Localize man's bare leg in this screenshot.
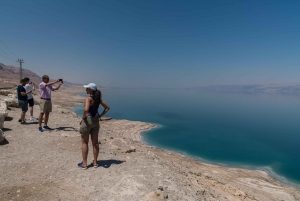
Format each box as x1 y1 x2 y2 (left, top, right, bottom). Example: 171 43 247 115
20 112 26 122
38 113 44 127
44 112 50 126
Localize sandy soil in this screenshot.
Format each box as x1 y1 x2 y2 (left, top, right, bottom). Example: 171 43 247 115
0 86 300 201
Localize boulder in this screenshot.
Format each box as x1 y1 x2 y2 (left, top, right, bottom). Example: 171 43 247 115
0 101 8 117
0 101 8 129
0 90 13 96
8 93 17 99
4 97 19 108
124 147 136 153
4 94 19 107
0 129 4 143
0 113 4 129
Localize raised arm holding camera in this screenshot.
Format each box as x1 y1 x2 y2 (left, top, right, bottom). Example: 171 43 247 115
38 75 63 132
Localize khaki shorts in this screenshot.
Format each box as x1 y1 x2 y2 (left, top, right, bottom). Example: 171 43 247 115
40 99 52 113
80 117 100 135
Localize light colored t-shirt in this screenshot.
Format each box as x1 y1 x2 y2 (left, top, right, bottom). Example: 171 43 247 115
24 83 35 100
39 82 53 99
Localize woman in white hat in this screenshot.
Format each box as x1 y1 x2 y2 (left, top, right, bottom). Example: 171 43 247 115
79 83 110 169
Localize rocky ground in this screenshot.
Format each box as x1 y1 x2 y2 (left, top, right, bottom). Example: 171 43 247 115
0 87 300 201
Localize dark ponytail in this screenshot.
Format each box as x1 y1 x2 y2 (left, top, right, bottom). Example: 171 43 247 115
93 90 102 105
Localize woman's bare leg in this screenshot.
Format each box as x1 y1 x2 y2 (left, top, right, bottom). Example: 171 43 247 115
91 134 99 166
81 135 89 167
29 106 33 117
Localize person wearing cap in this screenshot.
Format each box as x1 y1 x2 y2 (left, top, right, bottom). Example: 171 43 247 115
38 75 63 132
17 79 32 124
79 83 110 169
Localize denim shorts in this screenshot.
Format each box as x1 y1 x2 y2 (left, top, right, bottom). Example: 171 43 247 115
18 100 28 113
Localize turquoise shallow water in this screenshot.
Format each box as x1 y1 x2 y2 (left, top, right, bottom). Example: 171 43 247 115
74 88 300 188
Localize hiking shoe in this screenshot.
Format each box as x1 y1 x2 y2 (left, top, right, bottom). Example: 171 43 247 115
30 117 38 121
38 127 43 132
21 121 27 124
43 126 51 130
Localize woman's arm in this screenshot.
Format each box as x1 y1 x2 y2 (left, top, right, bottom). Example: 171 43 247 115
82 97 91 119
99 100 110 120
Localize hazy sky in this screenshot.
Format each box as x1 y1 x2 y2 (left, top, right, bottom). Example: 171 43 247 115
0 0 299 88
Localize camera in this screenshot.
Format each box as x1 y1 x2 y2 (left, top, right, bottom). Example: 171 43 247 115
58 79 63 83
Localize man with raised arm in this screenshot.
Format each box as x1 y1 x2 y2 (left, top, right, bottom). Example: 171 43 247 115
38 75 63 132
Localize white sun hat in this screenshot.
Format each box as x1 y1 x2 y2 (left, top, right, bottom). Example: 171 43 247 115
83 83 97 91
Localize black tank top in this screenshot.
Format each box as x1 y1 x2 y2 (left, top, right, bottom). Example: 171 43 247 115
87 95 99 117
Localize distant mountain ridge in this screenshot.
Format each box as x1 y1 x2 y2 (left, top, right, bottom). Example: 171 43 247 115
0 63 42 88
189 84 300 93
0 63 79 88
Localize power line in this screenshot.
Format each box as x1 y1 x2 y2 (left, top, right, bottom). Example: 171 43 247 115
0 47 15 61
0 38 18 59
0 50 15 62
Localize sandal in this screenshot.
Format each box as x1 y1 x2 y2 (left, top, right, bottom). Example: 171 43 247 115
92 161 99 168
78 162 88 170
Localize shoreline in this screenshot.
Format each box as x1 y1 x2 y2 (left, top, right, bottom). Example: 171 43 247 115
1 85 300 200
73 88 300 190
138 125 300 190
55 86 300 195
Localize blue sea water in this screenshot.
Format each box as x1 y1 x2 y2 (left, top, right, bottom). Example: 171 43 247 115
74 88 300 188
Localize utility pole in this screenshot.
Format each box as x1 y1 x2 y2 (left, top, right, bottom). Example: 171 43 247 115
17 59 24 81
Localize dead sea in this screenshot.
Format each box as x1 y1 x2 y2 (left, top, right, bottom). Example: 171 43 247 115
1 86 300 200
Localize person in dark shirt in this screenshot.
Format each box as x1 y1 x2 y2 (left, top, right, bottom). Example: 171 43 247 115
17 79 32 124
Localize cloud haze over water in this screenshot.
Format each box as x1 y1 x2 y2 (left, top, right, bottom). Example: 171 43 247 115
0 0 300 87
